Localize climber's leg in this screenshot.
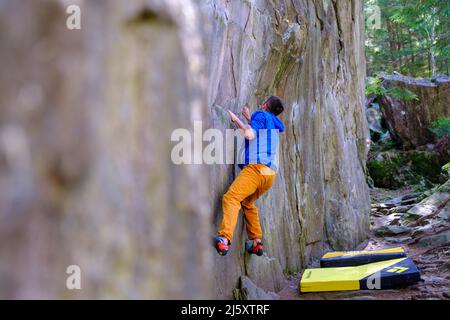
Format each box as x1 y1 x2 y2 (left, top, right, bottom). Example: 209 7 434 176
241 194 265 256
242 164 276 243
241 194 262 240
217 165 260 243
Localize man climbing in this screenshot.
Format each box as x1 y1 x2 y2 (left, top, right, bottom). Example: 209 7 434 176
214 96 285 256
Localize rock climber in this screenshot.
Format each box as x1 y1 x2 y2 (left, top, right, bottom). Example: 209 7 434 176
214 96 285 256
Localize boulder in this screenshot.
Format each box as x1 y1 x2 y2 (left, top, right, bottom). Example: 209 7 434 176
385 236 412 244
406 192 450 219
375 225 413 237
233 276 280 300
437 201 450 220
389 205 416 214
406 180 450 220
366 103 385 133
377 73 450 148
417 230 450 248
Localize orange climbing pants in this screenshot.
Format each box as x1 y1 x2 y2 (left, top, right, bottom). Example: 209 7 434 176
217 164 276 243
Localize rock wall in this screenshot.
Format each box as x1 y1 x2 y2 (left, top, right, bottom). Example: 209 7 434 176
0 0 370 299
206 0 370 298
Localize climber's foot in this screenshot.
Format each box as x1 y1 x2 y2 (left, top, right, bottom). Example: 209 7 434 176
214 236 230 256
245 239 264 256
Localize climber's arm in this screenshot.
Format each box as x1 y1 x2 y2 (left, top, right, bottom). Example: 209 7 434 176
228 110 256 140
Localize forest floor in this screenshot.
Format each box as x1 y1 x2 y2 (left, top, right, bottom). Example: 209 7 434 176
278 186 450 300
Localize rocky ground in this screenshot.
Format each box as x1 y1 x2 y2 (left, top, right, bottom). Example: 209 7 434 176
278 181 450 300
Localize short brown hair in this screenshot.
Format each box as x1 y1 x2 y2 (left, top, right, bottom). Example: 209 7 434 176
265 96 284 116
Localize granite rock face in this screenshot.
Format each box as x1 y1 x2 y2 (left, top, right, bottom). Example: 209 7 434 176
205 0 370 298
0 0 370 299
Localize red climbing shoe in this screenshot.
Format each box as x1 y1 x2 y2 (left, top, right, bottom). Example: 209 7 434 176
214 236 230 256
246 240 264 256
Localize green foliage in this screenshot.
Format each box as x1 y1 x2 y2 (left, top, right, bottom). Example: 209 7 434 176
386 87 418 100
365 0 450 78
365 76 418 100
436 179 450 193
365 76 385 96
382 139 397 148
369 139 393 153
411 184 429 193
442 162 450 174
430 117 450 138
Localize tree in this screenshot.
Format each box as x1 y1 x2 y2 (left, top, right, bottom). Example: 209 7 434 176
365 0 449 77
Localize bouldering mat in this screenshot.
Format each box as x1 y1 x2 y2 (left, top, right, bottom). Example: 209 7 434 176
320 247 407 268
300 257 420 293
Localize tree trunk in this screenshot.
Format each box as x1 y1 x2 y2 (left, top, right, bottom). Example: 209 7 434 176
429 8 437 77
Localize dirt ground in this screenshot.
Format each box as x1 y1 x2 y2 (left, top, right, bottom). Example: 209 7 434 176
278 187 450 300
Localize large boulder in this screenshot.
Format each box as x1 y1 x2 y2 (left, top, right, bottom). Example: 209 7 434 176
378 73 450 148
406 179 450 220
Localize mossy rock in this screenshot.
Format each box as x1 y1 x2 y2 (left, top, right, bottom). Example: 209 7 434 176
368 150 446 189
436 179 450 193
442 162 450 174
367 159 403 189
409 152 443 178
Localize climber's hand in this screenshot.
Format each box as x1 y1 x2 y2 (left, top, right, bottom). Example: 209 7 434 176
242 105 251 122
228 110 255 140
228 110 239 124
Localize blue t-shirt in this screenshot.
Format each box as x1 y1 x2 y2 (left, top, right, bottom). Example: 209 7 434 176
238 110 285 172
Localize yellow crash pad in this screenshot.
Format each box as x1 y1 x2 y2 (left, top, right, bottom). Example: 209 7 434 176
300 257 420 293
320 247 406 267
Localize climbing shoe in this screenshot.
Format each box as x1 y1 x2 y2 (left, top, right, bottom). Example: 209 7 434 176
214 236 230 256
245 240 264 256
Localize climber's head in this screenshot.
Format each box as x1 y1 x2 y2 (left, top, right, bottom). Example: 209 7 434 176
261 96 284 116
